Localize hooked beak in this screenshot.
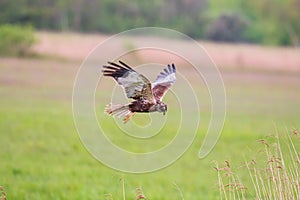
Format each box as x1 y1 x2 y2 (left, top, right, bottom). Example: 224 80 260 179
163 111 166 115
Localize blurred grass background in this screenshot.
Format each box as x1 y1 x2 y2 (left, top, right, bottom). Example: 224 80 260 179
0 0 300 199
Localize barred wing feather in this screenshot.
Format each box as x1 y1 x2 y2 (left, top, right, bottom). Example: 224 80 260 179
152 64 176 101
102 61 155 103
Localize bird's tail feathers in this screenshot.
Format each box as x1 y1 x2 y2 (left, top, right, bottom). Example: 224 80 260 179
104 103 135 123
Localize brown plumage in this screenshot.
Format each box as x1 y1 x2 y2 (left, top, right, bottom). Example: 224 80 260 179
102 60 176 123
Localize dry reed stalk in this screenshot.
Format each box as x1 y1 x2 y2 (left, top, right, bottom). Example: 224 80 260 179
215 129 299 200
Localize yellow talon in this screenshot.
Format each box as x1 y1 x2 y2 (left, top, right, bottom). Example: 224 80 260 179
124 112 135 123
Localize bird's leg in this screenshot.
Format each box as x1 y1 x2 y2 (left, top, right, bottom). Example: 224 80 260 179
124 112 135 123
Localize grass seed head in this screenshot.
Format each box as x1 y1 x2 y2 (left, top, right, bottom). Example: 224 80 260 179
136 187 146 200
0 186 6 200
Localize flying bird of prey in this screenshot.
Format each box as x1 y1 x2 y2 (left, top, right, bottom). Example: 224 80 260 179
102 60 176 123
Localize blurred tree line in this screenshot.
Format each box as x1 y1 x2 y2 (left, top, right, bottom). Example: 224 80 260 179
1 0 299 46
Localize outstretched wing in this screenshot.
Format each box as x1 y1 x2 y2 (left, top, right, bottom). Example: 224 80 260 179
152 64 176 101
102 60 155 103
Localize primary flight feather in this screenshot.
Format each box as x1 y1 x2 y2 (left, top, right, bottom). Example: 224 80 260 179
102 60 176 123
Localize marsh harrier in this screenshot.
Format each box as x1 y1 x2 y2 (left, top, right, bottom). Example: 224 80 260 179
102 61 176 123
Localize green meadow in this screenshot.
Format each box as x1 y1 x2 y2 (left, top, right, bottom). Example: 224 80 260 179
1 35 300 199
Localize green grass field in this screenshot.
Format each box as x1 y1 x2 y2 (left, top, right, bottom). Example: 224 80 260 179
0 36 300 199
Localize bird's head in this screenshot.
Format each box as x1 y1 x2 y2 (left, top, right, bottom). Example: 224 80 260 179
156 102 167 115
